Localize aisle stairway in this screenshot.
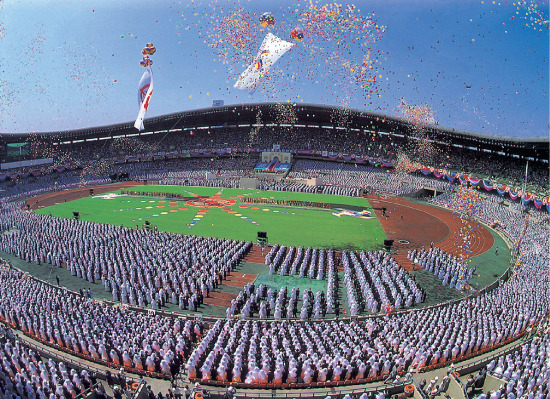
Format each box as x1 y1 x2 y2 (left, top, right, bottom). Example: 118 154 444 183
241 244 268 264
392 249 418 272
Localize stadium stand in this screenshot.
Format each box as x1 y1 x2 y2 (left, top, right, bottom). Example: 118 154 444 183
0 104 548 398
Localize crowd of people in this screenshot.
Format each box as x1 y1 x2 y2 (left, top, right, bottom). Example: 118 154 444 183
257 180 319 193
407 247 475 292
0 326 106 399
266 246 335 280
0 262 203 379
2 146 547 213
186 257 548 387
0 148 548 395
0 206 251 311
288 159 453 195
225 284 332 320
184 192 549 387
0 172 110 204
8 121 547 190
481 318 550 399
342 251 425 315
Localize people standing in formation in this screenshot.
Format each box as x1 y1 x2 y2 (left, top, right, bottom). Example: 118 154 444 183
480 317 550 399
0 155 547 395
407 247 475 291
225 283 330 320
287 160 452 196
342 250 424 315
185 193 549 387
0 206 251 311
257 180 319 193
243 197 331 209
186 262 548 387
0 327 102 399
120 190 190 199
0 261 202 378
266 246 333 280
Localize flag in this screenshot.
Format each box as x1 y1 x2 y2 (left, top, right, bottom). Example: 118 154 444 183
234 33 294 94
134 66 154 131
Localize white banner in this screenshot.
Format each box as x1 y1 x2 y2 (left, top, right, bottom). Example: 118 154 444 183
234 33 294 94
134 67 154 131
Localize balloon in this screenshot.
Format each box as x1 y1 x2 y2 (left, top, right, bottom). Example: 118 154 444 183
139 56 153 67
259 12 275 27
142 42 156 55
290 27 304 41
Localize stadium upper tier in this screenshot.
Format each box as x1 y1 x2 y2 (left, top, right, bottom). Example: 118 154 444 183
1 103 548 162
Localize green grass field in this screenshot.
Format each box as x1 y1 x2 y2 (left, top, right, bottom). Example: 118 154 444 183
35 185 386 250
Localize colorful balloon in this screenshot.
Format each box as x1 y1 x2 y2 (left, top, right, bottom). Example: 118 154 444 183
139 56 153 67
290 27 304 41
259 12 275 27
142 42 156 55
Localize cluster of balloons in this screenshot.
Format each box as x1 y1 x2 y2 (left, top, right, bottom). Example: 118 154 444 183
394 100 438 165
259 12 275 27
451 184 483 266
484 0 549 31
194 1 386 101
259 11 304 42
395 153 421 176
271 102 298 134
452 184 483 220
396 99 437 127
290 27 304 41
140 42 156 67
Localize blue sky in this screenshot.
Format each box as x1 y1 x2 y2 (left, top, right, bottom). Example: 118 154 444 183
0 0 548 138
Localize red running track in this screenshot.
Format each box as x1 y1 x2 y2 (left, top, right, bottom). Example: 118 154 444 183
366 195 494 271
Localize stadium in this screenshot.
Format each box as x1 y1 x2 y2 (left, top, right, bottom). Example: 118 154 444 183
1 1 549 399
0 101 549 399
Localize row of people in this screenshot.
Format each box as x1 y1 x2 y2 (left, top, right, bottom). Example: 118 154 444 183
266 246 333 280
0 262 202 378
483 319 550 398
407 247 475 291
0 206 251 311
0 327 103 399
288 160 454 195
343 251 424 315
226 284 332 320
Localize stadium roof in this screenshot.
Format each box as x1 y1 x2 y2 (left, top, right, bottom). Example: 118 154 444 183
1 103 548 161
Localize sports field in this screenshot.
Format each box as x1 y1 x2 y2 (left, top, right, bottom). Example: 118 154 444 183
34 185 386 250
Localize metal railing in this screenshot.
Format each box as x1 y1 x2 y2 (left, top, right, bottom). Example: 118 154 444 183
411 377 429 399
451 373 468 399
199 381 404 398
75 382 103 399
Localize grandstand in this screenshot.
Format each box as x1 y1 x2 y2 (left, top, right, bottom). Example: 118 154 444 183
0 104 548 399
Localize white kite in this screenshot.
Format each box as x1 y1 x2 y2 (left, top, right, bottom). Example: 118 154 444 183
134 66 154 131
234 33 294 94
